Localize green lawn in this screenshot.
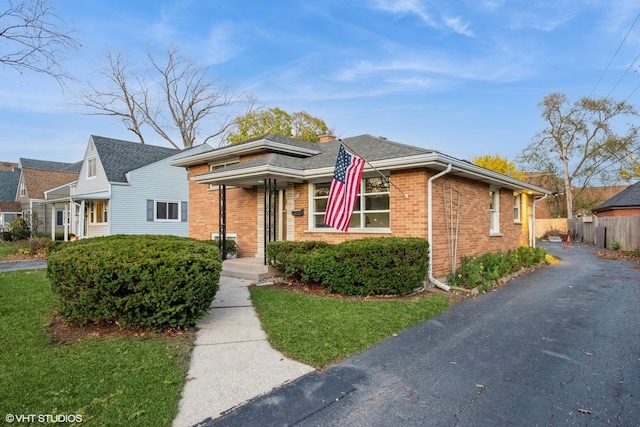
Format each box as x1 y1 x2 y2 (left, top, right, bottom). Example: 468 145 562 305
1 267 452 424
0 270 194 426
0 241 18 261
250 285 450 368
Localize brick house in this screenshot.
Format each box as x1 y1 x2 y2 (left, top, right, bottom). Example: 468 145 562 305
592 181 640 217
172 134 550 280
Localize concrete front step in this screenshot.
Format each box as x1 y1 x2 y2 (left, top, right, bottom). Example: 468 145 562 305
221 257 279 281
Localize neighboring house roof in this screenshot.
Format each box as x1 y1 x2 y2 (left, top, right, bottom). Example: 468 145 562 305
0 161 18 171
592 181 640 213
16 158 81 201
90 135 179 183
0 201 22 213
172 134 551 195
0 169 20 201
22 168 80 200
19 158 82 173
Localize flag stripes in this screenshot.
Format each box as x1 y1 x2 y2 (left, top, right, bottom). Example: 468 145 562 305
324 144 365 232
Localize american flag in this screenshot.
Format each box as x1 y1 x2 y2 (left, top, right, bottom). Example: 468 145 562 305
324 144 365 232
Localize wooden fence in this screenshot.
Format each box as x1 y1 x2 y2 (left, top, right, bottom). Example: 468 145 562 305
568 215 640 250
534 218 568 238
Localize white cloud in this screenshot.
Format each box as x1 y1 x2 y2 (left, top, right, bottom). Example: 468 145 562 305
371 0 438 27
443 16 474 36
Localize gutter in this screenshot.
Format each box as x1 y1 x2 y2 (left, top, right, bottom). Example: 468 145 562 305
532 194 549 248
428 164 453 292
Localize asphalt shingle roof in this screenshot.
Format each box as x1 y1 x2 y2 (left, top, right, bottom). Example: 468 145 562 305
91 135 179 183
593 181 640 211
210 134 434 173
301 135 433 169
0 169 20 201
19 158 82 173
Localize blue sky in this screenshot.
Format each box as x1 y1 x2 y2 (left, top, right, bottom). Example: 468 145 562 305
2 0 640 165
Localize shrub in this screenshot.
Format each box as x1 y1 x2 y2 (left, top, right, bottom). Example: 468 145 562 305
18 237 52 256
267 238 429 296
267 240 330 270
47 235 222 331
8 217 30 241
447 246 547 292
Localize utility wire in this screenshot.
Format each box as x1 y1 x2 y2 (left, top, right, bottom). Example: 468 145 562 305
606 52 640 99
587 11 640 99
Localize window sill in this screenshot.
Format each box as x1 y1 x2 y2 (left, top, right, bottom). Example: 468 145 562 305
489 232 503 237
305 228 391 234
513 221 522 225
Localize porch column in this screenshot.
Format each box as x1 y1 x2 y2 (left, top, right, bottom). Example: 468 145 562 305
79 200 85 239
218 185 227 258
50 204 56 241
263 179 277 264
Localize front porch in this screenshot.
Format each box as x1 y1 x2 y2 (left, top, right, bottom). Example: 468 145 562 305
221 257 280 281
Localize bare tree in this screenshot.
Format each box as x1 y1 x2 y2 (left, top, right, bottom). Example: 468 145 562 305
519 92 639 218
79 46 253 149
0 0 80 83
79 53 146 143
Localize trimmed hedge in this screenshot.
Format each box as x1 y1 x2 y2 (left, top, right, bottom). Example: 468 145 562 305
267 237 429 296
446 246 547 292
47 235 222 331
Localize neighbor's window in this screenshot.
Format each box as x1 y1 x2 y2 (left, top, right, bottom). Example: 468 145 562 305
89 201 108 224
56 210 64 226
513 192 522 223
87 157 97 178
312 176 390 230
490 186 500 234
19 182 26 197
156 201 180 221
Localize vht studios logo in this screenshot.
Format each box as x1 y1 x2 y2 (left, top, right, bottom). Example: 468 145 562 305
6 413 83 423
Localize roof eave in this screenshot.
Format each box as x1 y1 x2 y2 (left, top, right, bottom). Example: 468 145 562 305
192 165 305 186
171 139 321 168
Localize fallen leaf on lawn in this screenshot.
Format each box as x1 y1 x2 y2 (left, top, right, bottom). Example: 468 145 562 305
392 333 398 337
577 408 592 414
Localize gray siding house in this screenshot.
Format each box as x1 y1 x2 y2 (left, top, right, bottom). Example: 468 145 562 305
46 135 210 239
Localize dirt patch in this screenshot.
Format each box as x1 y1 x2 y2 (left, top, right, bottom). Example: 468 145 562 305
595 250 640 263
259 278 465 305
4 252 46 262
47 316 187 345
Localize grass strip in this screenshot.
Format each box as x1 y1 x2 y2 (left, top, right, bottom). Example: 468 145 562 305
0 241 18 261
250 285 449 368
0 270 193 426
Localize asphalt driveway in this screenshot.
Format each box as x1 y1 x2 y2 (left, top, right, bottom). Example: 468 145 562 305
206 242 640 427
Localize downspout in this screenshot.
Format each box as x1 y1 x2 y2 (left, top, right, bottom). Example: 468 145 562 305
428 164 453 292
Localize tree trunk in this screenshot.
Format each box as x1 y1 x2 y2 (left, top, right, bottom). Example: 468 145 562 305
561 148 573 218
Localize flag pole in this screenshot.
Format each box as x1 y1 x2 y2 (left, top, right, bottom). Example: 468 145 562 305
339 138 409 199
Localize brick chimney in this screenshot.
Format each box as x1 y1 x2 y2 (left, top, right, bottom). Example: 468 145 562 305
318 133 337 143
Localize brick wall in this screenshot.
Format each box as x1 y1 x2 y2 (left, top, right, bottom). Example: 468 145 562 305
188 164 259 257
290 169 533 278
188 165 534 278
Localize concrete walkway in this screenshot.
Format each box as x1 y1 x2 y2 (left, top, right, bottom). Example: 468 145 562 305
173 275 315 427
0 260 47 272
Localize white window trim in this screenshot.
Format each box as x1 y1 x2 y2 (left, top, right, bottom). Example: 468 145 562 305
19 181 26 197
208 160 239 190
490 185 501 236
87 157 97 179
155 200 181 222
308 177 391 233
211 232 237 242
513 192 522 224
88 201 108 224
